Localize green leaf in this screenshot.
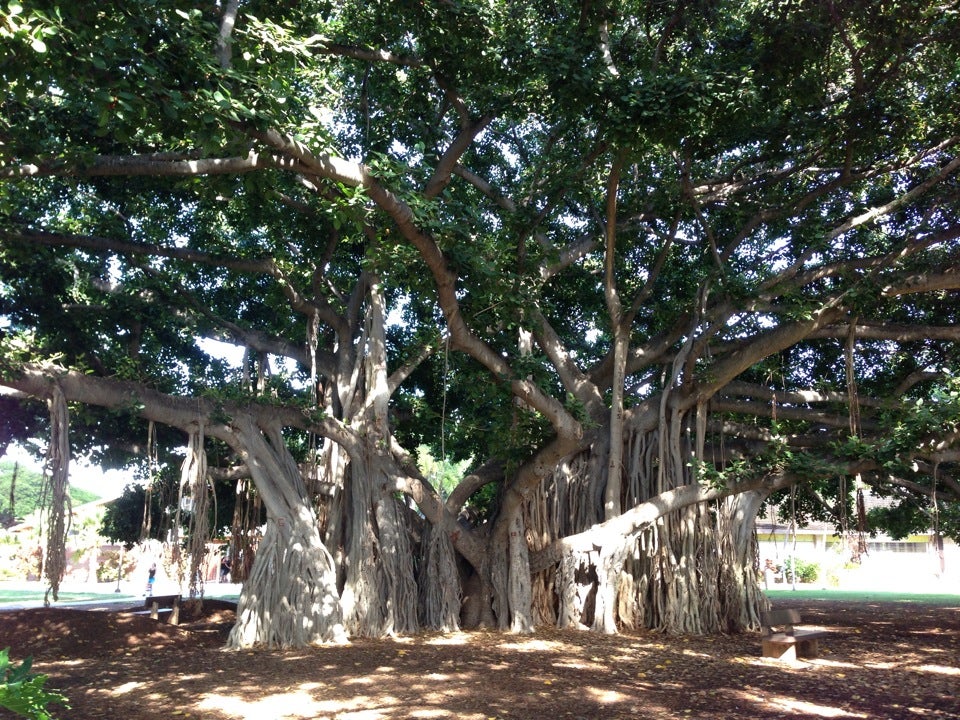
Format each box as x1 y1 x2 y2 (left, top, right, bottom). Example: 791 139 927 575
0 648 69 720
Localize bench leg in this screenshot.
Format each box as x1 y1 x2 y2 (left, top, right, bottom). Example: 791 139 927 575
796 638 819 659
150 601 159 621
762 638 797 661
170 599 180 626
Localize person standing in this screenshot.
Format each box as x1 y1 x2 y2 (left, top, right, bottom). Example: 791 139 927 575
146 562 156 596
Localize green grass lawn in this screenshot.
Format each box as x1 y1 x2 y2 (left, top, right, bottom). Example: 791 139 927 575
0 589 136 604
0 585 240 605
765 588 960 605
2 584 953 607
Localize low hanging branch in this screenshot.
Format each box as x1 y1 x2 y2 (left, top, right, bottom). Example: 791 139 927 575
43 384 72 605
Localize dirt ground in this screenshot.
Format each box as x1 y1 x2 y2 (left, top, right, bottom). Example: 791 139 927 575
1 597 958 720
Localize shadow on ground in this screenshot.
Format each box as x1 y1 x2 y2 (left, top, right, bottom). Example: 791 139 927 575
1 598 958 719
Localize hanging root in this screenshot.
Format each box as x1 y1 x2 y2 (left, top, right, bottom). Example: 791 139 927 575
141 421 157 541
230 478 261 583
856 485 867 557
417 519 461 631
183 427 210 598
43 384 71 605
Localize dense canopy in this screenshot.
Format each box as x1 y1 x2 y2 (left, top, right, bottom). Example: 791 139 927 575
1 0 959 646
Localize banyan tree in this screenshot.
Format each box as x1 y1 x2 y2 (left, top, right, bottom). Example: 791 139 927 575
2 0 960 647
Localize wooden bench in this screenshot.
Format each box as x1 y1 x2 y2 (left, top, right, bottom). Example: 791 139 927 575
761 609 829 661
144 594 182 625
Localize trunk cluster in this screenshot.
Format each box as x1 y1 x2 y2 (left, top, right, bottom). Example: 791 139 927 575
526 415 767 636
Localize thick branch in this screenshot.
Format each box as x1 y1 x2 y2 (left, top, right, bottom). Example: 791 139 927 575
0 151 287 179
692 308 844 406
216 0 240 69
808 321 960 343
308 41 424 67
252 128 582 438
385 343 434 397
531 308 604 413
883 267 960 297
529 472 794 572
445 458 505 513
2 364 358 452
720 380 885 409
1 228 271 273
3 226 349 341
423 116 495 198
709 398 875 430
828 152 960 241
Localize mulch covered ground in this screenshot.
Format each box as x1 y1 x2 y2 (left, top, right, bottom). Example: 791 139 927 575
1 596 958 719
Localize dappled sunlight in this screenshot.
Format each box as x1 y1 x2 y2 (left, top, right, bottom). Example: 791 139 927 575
740 654 861 671
3 599 956 719
422 673 453 682
110 681 144 695
733 688 868 718
794 658 860 670
408 710 487 719
424 632 470 645
278 652 314 662
343 674 374 685
584 685 630 704
917 664 960 676
198 690 398 719
864 660 897 669
497 637 567 652
552 658 607 671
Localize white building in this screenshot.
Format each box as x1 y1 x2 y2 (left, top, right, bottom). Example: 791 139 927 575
756 515 959 593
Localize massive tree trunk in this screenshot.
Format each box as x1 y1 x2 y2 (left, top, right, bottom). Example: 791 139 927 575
541 409 770 635
317 279 425 637
715 490 769 632
338 448 419 637
226 415 346 648
416 508 461 632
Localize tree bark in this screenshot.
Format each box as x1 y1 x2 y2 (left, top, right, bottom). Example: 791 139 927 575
226 414 346 648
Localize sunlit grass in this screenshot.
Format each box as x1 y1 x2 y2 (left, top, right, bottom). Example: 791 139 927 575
765 588 960 604
0 589 137 603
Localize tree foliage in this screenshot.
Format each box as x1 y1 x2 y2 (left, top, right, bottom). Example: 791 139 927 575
1 0 959 644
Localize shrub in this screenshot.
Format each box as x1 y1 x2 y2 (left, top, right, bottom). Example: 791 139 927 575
0 648 69 720
784 558 820 583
